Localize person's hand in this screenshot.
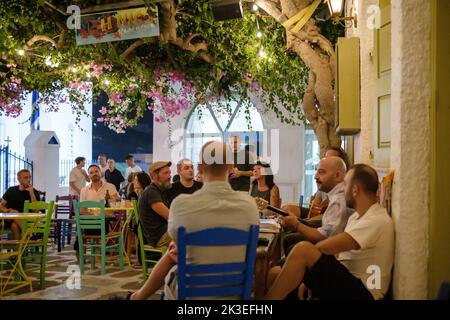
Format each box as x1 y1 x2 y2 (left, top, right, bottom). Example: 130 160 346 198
298 284 312 300
280 210 299 232
25 185 34 193
7 208 18 213
167 241 178 263
230 167 241 179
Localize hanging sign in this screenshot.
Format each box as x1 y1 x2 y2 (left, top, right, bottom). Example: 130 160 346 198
76 6 159 45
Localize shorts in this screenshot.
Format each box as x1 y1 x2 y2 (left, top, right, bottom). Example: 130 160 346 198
302 254 374 300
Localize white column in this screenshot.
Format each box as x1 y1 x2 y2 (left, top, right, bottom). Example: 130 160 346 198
24 131 60 201
390 0 431 299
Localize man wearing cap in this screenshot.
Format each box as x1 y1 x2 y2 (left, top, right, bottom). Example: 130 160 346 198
138 161 172 248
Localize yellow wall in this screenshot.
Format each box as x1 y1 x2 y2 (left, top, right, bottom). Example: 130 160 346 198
429 0 450 299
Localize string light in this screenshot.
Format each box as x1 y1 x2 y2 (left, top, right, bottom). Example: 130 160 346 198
70 66 77 73
86 73 92 79
45 56 52 66
17 49 25 56
259 49 266 58
257 31 262 38
252 4 258 12
103 79 110 85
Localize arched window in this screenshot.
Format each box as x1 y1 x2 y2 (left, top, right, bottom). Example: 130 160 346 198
184 101 264 164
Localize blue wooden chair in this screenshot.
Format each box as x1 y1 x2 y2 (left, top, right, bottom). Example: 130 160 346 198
177 225 259 300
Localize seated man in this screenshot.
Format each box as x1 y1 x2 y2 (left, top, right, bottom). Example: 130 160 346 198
166 158 203 206
0 169 41 240
129 141 259 300
265 164 394 300
74 164 120 254
267 156 353 288
138 161 172 248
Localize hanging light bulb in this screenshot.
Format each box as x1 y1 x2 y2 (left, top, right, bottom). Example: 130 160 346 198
252 4 258 12
256 31 262 38
70 66 77 73
259 49 266 58
17 49 25 56
45 56 52 66
103 79 110 85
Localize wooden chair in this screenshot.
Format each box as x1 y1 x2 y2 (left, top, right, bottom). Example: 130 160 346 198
132 199 167 279
52 195 76 252
19 200 54 288
73 200 124 275
177 225 259 300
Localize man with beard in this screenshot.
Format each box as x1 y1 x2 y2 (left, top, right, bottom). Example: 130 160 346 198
265 164 394 300
138 161 172 248
266 156 353 292
167 158 203 205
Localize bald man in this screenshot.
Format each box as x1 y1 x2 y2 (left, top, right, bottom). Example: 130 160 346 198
268 157 354 291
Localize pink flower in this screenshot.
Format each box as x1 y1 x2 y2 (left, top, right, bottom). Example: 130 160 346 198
97 117 104 122
99 106 108 115
10 76 21 84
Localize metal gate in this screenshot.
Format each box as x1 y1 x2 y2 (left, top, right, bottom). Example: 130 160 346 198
0 142 33 197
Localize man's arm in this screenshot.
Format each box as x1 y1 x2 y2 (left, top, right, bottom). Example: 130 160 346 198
81 169 90 182
151 202 170 220
281 212 326 244
0 199 14 212
315 232 360 256
69 182 80 195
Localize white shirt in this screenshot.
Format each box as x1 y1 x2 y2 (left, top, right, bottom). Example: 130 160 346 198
168 181 259 265
69 167 88 196
317 182 354 238
338 203 395 300
125 164 142 181
80 181 119 202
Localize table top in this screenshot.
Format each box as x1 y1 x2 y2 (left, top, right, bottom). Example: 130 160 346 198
0 212 46 220
104 206 133 211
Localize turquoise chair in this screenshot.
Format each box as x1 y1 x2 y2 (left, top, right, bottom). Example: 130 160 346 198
132 199 167 279
73 200 124 275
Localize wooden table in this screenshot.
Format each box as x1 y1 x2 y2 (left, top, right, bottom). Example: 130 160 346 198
0 212 46 296
254 231 281 299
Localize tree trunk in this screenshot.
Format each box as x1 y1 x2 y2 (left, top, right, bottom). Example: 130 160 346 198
256 0 341 156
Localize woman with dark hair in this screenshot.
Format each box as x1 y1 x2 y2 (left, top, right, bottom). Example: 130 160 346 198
250 161 281 208
128 171 151 200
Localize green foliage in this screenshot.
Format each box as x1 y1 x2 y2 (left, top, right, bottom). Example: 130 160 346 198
0 0 342 131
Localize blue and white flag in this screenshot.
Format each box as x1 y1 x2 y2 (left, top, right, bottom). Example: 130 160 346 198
30 90 40 131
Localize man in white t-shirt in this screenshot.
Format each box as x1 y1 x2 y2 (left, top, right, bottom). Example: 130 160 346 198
129 141 259 300
265 163 394 300
98 154 108 178
69 156 90 197
125 154 142 181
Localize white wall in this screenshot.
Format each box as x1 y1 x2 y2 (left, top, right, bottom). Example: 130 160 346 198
390 0 431 299
153 97 304 203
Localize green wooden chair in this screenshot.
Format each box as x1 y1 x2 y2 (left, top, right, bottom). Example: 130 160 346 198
21 200 55 288
132 200 167 280
73 200 124 275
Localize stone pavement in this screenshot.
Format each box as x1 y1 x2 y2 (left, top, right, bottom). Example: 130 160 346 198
1 245 161 300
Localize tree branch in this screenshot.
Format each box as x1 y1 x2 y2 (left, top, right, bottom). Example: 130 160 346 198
26 35 56 48
120 40 146 60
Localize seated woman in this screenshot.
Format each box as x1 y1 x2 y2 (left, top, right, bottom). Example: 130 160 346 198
128 172 151 200
250 161 281 209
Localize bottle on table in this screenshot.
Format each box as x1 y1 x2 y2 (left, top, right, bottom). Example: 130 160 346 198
105 189 111 208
